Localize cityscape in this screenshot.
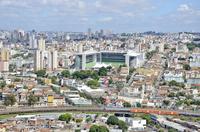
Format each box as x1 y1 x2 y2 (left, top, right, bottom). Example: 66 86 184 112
0 0 200 132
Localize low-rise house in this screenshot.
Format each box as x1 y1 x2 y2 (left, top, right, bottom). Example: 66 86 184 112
164 71 184 83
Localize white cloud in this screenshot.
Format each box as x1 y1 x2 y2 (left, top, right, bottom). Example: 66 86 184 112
177 4 191 12
81 17 89 22
98 17 113 22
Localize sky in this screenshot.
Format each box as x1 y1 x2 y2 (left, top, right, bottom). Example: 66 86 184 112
0 0 200 33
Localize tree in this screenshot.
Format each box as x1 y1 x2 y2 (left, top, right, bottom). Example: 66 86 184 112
168 128 177 132
14 78 21 82
118 120 128 132
107 115 119 125
107 66 112 71
123 102 131 107
116 81 124 91
35 69 46 77
183 64 191 71
72 70 100 80
186 43 197 51
168 80 178 87
89 125 109 132
145 50 156 60
61 70 70 78
0 81 6 89
91 72 99 80
28 94 38 106
136 102 142 108
23 85 28 89
129 68 136 74
164 44 169 50
4 94 16 106
86 116 92 123
109 78 113 84
98 67 108 76
75 118 83 123
58 113 72 123
87 79 100 88
9 64 16 72
163 100 170 106
168 92 175 97
49 76 57 84
142 114 152 125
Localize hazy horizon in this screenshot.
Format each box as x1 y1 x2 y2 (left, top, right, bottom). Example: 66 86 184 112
0 0 200 32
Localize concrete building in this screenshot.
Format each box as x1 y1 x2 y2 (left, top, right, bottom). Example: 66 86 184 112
0 61 9 72
34 50 58 71
48 50 58 71
38 38 45 51
34 50 44 71
75 50 145 70
0 48 9 61
164 71 184 83
29 31 37 49
0 48 9 72
189 53 200 68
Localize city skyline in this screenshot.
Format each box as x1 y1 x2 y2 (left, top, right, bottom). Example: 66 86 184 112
0 0 200 32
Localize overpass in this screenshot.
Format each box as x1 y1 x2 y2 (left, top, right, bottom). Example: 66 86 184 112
0 106 200 117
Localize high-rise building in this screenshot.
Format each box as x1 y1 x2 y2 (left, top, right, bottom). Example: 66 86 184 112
34 49 58 71
159 43 164 53
0 48 9 72
78 43 83 53
29 31 37 49
48 50 58 71
0 48 9 61
0 41 3 48
34 50 44 71
38 38 46 51
87 28 92 38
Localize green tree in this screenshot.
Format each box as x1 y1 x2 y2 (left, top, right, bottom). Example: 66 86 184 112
186 43 197 51
87 79 100 88
91 72 99 80
107 115 119 125
98 67 108 76
171 48 176 52
136 102 142 108
123 102 131 107
168 80 178 87
107 66 112 71
0 81 6 89
23 85 28 89
86 116 92 123
14 78 21 82
89 125 109 132
35 69 46 77
183 64 191 71
49 76 57 84
109 78 113 84
118 120 128 132
163 100 170 106
28 94 38 106
61 70 70 78
168 128 177 132
75 118 83 123
4 94 16 106
142 114 152 125
168 92 175 97
116 81 124 91
129 67 136 74
9 64 16 72
145 50 156 60
58 113 72 123
37 78 45 85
